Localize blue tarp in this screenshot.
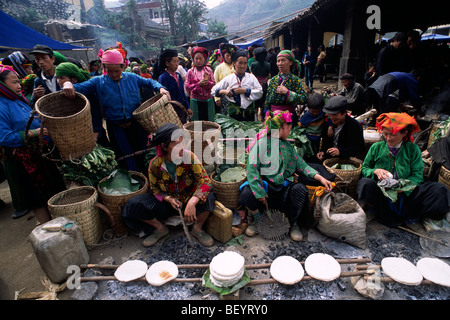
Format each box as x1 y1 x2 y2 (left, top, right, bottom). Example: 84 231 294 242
0 10 88 52
421 34 450 41
234 38 263 49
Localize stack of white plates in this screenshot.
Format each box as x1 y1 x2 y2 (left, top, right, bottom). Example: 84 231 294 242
209 251 245 288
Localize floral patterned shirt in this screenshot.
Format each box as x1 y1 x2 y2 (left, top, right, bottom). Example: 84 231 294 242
148 150 212 204
264 73 307 110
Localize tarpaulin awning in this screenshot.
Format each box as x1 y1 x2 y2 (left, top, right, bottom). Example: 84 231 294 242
233 38 263 49
421 34 450 41
0 10 89 52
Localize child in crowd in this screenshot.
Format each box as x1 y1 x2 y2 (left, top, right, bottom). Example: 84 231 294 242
184 47 216 122
158 49 193 124
299 92 333 158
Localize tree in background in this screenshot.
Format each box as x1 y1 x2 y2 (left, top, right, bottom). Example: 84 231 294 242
206 17 228 39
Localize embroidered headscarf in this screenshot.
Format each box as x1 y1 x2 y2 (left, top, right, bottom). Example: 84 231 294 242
55 62 91 83
376 112 421 142
20 74 37 86
192 47 209 66
208 49 222 65
277 49 302 73
247 110 293 152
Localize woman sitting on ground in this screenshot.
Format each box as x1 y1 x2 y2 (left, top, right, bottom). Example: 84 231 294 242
357 112 450 227
121 123 216 247
239 110 333 241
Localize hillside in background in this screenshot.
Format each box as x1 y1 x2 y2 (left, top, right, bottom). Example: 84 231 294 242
206 0 314 34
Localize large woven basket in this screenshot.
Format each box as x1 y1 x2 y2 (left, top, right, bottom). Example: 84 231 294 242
132 94 186 133
97 171 149 236
210 170 246 210
35 91 95 160
324 158 362 199
47 186 103 247
438 165 450 190
183 121 221 165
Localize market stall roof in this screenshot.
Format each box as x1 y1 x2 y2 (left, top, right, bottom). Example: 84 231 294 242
233 38 263 49
0 10 89 52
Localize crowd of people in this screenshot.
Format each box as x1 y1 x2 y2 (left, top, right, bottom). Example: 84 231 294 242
0 34 449 249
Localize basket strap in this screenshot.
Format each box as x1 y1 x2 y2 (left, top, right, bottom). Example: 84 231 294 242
167 100 188 115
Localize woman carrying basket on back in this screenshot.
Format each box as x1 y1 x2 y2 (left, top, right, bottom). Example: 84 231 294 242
0 66 65 223
62 49 171 173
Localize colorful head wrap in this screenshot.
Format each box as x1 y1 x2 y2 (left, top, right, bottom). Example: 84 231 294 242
247 110 293 152
376 112 421 142
277 49 302 72
20 74 37 86
192 47 209 66
55 62 91 83
208 49 222 65
3 51 31 78
101 49 124 65
0 66 28 103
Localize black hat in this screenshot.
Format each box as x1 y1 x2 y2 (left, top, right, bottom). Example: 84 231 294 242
323 96 348 114
30 44 54 56
151 123 179 147
340 73 354 80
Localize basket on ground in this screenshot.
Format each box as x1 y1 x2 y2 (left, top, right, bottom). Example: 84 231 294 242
210 170 246 210
34 91 95 160
183 121 221 165
438 165 450 190
324 158 362 199
132 93 186 133
47 186 103 247
97 171 149 236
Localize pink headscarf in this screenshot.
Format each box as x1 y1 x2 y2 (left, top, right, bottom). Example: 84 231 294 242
101 49 124 65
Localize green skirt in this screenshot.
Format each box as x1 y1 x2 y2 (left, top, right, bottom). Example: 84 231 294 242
190 98 215 122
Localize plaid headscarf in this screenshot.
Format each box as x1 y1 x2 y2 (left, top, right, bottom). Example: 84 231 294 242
376 112 421 142
247 110 293 152
277 49 302 72
4 51 31 78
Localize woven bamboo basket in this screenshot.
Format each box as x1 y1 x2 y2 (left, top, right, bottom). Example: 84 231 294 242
97 171 149 236
210 170 246 210
132 94 186 133
183 121 221 165
438 165 450 190
324 158 362 199
47 186 103 247
34 91 95 160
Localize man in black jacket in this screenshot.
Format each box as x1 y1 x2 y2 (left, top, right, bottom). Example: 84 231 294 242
317 96 366 161
30 44 60 105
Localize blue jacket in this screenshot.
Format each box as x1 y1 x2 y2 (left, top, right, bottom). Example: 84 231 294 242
73 72 165 122
158 71 190 109
0 96 41 148
302 50 316 67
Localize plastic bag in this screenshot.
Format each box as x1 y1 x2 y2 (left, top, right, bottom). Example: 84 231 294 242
98 168 140 195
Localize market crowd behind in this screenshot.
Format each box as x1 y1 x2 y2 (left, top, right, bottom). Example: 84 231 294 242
0 31 449 248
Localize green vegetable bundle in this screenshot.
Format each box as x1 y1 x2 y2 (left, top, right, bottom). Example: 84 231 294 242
61 145 118 187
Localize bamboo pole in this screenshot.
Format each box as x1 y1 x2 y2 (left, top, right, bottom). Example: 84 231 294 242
80 257 372 271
